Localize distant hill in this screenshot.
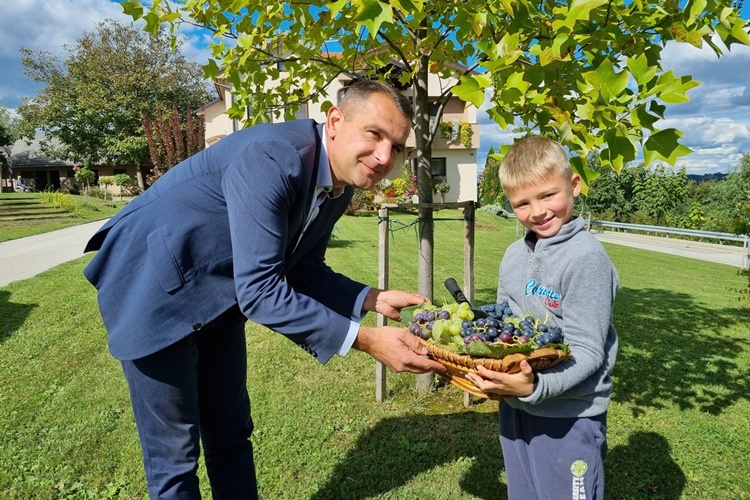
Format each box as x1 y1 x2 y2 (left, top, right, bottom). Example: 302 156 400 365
688 172 727 183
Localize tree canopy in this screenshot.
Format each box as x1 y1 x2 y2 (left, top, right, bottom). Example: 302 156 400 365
17 19 210 189
124 0 749 188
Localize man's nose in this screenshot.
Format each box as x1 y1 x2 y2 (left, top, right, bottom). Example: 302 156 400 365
373 141 395 166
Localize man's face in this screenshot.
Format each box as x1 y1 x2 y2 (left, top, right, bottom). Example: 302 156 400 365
325 92 411 190
506 170 582 239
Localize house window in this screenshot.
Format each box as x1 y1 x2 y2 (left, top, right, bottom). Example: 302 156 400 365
114 169 126 175
431 157 447 177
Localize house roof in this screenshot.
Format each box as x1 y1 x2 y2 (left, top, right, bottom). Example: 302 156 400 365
9 134 73 168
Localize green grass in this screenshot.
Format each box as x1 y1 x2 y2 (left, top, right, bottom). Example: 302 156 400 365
0 192 126 242
1 211 748 499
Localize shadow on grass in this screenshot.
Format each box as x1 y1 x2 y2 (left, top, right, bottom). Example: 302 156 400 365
613 287 750 416
606 431 686 499
310 414 686 499
327 239 355 249
0 290 37 344
310 411 507 500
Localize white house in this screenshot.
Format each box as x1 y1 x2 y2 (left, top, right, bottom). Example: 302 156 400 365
198 70 479 203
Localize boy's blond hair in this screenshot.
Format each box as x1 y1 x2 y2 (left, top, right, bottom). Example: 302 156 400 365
499 136 572 191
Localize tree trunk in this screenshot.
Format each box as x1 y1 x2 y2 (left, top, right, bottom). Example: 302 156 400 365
414 48 435 394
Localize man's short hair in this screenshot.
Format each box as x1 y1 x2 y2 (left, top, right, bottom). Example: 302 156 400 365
499 136 572 191
339 80 414 123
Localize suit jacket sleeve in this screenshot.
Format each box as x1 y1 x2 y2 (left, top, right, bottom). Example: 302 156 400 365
222 138 365 363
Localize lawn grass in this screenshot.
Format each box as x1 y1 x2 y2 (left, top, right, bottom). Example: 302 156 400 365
0 192 126 242
1 211 748 499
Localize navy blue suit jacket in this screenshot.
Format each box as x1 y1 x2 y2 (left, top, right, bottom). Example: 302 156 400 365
84 120 366 363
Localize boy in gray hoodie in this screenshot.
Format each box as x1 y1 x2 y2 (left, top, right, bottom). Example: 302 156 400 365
466 136 618 500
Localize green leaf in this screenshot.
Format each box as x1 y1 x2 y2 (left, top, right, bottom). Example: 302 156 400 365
392 0 424 12
569 156 600 194
583 59 629 103
328 0 349 18
643 129 693 166
451 75 488 109
120 0 144 20
553 0 608 30
353 0 393 38
657 71 700 104
600 132 637 173
142 11 161 36
687 0 707 26
627 54 657 89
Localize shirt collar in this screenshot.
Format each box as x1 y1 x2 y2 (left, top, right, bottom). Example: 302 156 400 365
319 126 345 199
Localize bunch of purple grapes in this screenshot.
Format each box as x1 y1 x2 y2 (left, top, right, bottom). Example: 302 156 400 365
476 302 564 347
408 307 450 339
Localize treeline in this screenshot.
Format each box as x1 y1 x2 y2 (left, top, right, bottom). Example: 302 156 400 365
480 151 750 237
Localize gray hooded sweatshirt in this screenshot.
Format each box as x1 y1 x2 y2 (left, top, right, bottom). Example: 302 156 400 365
498 216 619 418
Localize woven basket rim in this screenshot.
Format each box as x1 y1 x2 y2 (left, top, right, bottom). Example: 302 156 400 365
419 338 573 399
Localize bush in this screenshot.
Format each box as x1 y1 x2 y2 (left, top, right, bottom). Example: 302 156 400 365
346 189 376 215
39 191 82 215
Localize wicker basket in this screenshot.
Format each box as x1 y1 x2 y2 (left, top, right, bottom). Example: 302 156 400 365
420 338 572 400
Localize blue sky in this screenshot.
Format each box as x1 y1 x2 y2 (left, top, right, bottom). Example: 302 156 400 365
2 0 749 175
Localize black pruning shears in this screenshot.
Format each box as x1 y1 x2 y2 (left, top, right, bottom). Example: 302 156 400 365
443 278 488 319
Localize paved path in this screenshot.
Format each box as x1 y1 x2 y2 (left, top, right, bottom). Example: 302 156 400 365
0 219 108 287
592 229 748 268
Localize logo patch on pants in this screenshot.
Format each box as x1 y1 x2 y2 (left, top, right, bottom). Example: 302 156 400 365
570 460 588 499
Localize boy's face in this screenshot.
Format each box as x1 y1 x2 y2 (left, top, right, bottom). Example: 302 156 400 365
505 170 582 239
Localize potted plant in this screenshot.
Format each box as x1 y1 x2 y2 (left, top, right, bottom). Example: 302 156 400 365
433 176 451 202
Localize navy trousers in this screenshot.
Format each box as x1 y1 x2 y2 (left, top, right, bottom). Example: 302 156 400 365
121 306 258 499
499 401 607 500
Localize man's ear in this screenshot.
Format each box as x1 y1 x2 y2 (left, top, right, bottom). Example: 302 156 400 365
571 173 582 197
326 105 344 139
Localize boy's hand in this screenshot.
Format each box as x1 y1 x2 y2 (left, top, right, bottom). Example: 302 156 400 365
465 361 535 397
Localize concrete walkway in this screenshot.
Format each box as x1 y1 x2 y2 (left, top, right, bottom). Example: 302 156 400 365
0 219 108 287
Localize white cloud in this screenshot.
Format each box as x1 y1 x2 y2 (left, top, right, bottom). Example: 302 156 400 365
0 0 211 110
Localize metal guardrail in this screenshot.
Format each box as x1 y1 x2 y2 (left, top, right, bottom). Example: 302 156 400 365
585 218 747 243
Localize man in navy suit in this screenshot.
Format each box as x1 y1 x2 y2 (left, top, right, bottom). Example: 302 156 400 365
83 80 444 498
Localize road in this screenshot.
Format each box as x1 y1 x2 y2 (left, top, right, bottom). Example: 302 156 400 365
592 229 748 268
0 219 108 287
0 219 747 288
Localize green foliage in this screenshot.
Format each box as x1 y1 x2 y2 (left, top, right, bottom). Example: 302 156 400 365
17 19 210 179
0 105 19 147
479 146 504 207
459 121 472 149
38 191 82 215
433 176 451 194
345 188 376 215
73 167 95 186
123 0 750 190
113 174 132 187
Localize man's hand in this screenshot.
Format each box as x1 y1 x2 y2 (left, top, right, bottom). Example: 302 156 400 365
465 362 535 397
353 325 446 374
363 288 428 322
